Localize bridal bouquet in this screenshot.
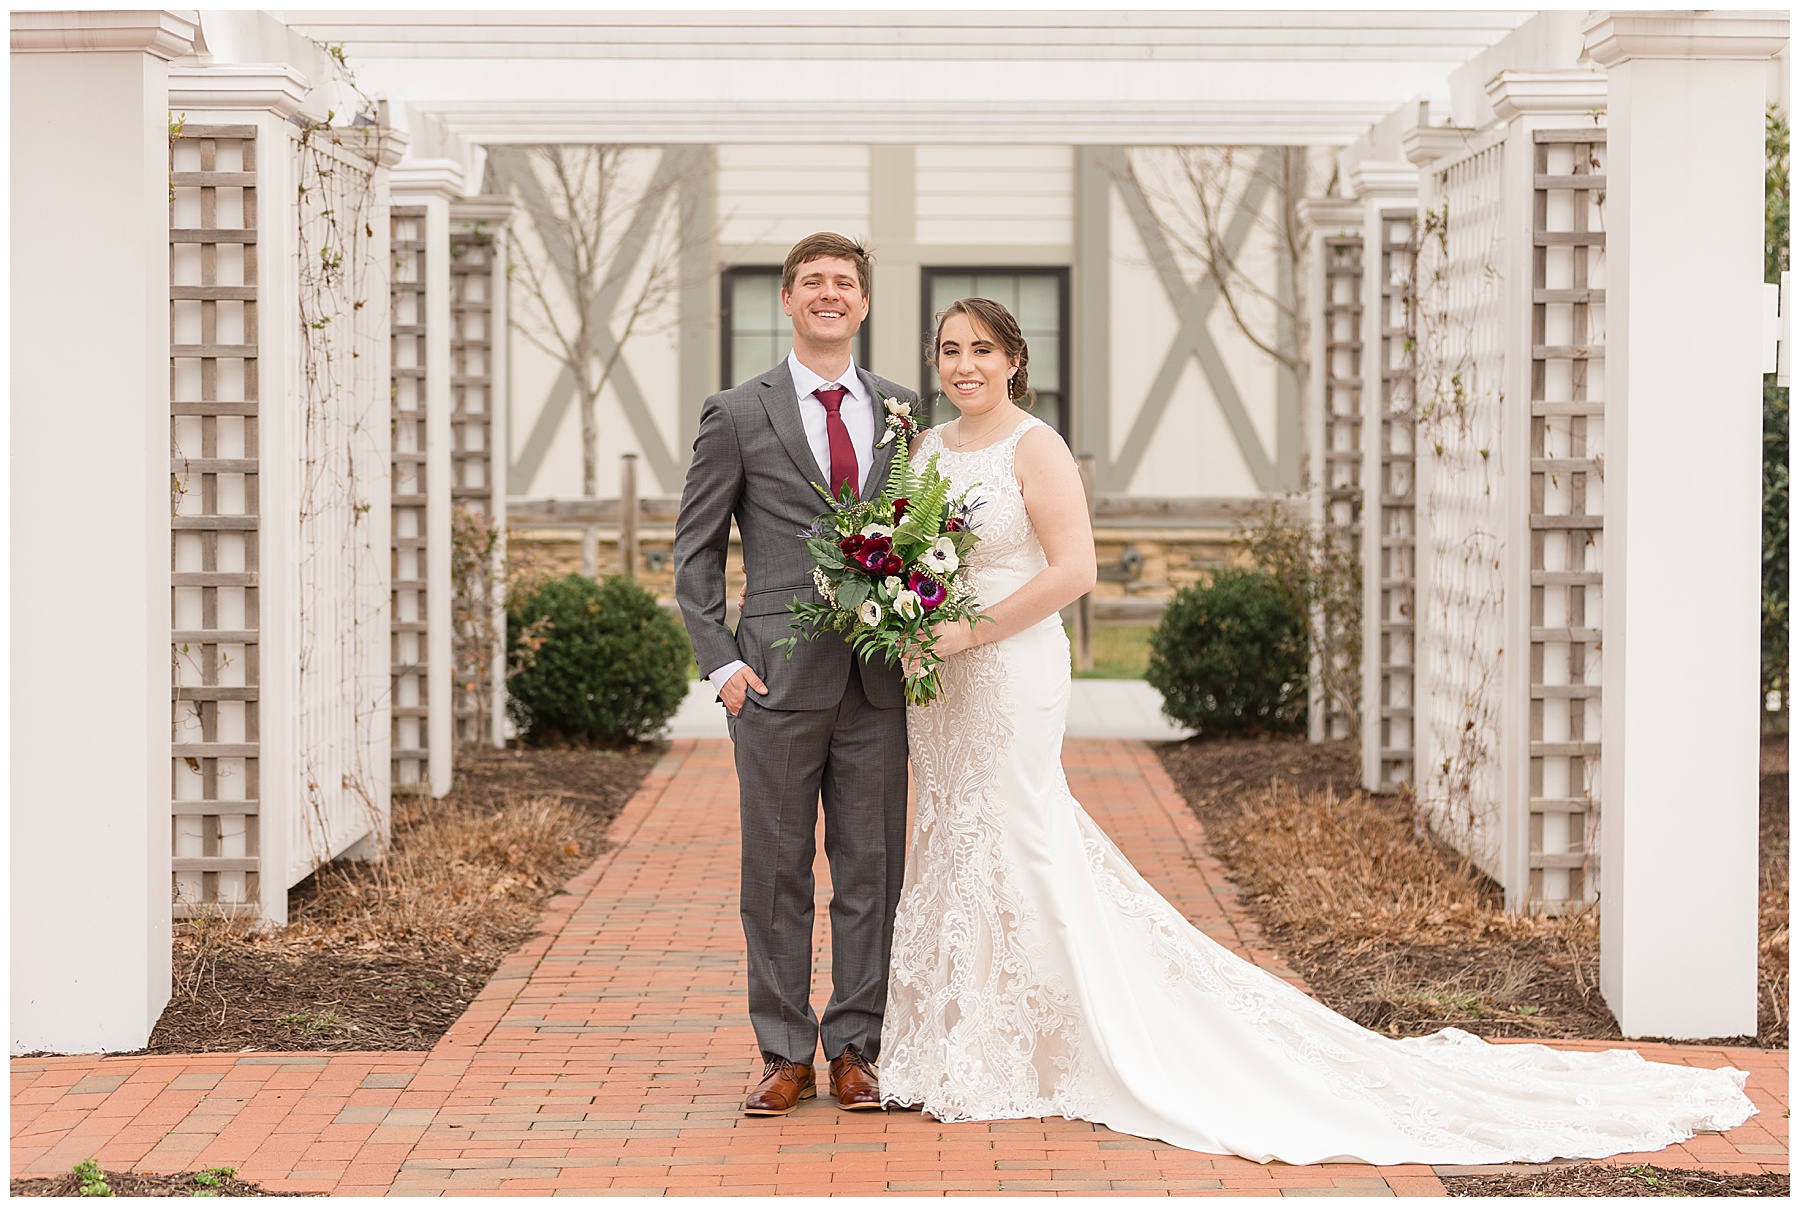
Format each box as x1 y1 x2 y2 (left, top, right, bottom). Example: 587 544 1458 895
773 411 984 706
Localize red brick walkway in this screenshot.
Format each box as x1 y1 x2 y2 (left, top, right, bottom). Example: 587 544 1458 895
12 739 1787 1196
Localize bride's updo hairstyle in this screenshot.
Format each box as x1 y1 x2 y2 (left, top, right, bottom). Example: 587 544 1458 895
932 296 1032 404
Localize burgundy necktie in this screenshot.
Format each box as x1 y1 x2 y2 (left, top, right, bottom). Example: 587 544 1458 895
815 384 859 498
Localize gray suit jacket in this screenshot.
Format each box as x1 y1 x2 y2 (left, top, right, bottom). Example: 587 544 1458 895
674 361 917 712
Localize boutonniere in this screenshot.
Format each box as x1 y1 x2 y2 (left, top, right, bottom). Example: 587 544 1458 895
876 391 920 447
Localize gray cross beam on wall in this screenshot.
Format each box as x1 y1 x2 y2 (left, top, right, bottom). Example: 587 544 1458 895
494 144 704 496
1102 146 1285 494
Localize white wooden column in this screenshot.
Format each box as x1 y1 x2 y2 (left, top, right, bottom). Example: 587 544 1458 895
11 9 197 1053
1584 9 1787 1038
391 160 462 797
1346 163 1420 794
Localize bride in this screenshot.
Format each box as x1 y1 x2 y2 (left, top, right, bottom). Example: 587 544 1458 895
875 295 1755 1166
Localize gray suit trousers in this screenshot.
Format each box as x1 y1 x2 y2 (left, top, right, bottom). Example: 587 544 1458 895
730 661 909 1066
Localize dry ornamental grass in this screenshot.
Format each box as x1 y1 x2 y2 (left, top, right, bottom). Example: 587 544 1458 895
282 793 598 952
1158 736 1789 1048
1216 777 1616 1040
148 746 659 1054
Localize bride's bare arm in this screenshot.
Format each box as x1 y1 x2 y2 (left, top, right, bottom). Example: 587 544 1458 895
929 424 1096 657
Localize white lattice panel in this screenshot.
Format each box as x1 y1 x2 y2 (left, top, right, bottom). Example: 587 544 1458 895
1528 128 1607 911
448 214 507 748
1415 137 1509 875
390 206 431 790
1375 210 1418 788
170 124 261 917
1322 236 1365 534
449 228 497 517
286 123 391 878
1318 234 1364 741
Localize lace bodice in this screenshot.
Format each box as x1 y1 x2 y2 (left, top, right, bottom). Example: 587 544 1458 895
913 417 1051 613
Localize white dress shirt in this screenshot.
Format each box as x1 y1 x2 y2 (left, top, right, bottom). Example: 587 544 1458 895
707 351 878 699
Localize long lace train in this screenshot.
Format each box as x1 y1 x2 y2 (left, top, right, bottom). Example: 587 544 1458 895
878 417 1754 1166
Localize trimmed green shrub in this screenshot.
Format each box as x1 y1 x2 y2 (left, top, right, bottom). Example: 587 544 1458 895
506 574 691 743
1146 566 1308 735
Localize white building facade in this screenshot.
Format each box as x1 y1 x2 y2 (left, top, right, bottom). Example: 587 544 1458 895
501 141 1309 506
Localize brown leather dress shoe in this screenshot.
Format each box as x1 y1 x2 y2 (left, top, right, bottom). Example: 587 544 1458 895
828 1045 884 1110
744 1056 815 1116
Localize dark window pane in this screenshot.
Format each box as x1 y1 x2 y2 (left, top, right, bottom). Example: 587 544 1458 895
1015 274 1059 333
732 273 776 330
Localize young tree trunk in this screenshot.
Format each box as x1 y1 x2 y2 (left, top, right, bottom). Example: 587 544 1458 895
579 381 599 498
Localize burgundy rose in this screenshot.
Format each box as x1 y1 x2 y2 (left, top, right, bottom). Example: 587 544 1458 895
909 571 948 609
880 554 905 577
891 497 910 521
839 533 866 555
944 516 964 533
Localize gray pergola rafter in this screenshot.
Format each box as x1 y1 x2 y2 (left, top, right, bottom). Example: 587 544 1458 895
494 143 704 495
1103 145 1285 494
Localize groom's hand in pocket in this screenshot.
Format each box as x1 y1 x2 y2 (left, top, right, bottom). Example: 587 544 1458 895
721 665 768 716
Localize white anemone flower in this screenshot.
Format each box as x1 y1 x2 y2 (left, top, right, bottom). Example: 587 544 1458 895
894 590 922 620
861 522 895 539
923 535 960 576
857 599 883 627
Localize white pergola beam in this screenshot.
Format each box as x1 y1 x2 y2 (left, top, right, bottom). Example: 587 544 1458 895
279 10 1533 62
272 10 1534 147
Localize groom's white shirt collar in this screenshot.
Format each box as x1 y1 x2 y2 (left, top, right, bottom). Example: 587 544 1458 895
786 350 870 410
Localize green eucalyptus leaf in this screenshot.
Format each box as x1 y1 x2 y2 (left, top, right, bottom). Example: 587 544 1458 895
806 538 847 568
837 575 871 612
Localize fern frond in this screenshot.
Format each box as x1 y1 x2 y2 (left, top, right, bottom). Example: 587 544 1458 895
880 426 916 509
910 453 951 537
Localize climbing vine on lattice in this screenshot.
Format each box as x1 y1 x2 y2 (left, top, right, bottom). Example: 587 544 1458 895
1408 142 1510 857
290 45 396 865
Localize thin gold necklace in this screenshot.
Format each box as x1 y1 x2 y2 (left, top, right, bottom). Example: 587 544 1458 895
948 407 1010 450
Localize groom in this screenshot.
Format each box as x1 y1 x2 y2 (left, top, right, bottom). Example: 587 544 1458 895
673 233 914 1115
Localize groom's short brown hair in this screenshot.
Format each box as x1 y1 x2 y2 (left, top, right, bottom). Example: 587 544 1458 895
782 233 872 296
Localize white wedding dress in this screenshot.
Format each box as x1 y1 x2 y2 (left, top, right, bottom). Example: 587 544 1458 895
878 416 1756 1166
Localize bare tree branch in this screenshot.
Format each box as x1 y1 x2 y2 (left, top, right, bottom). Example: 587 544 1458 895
1124 145 1314 388
502 144 705 497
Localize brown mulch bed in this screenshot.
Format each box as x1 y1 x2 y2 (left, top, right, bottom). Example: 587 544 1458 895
1157 734 1789 1050
12 1165 302 1196
1441 1162 1789 1197
140 744 661 1055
